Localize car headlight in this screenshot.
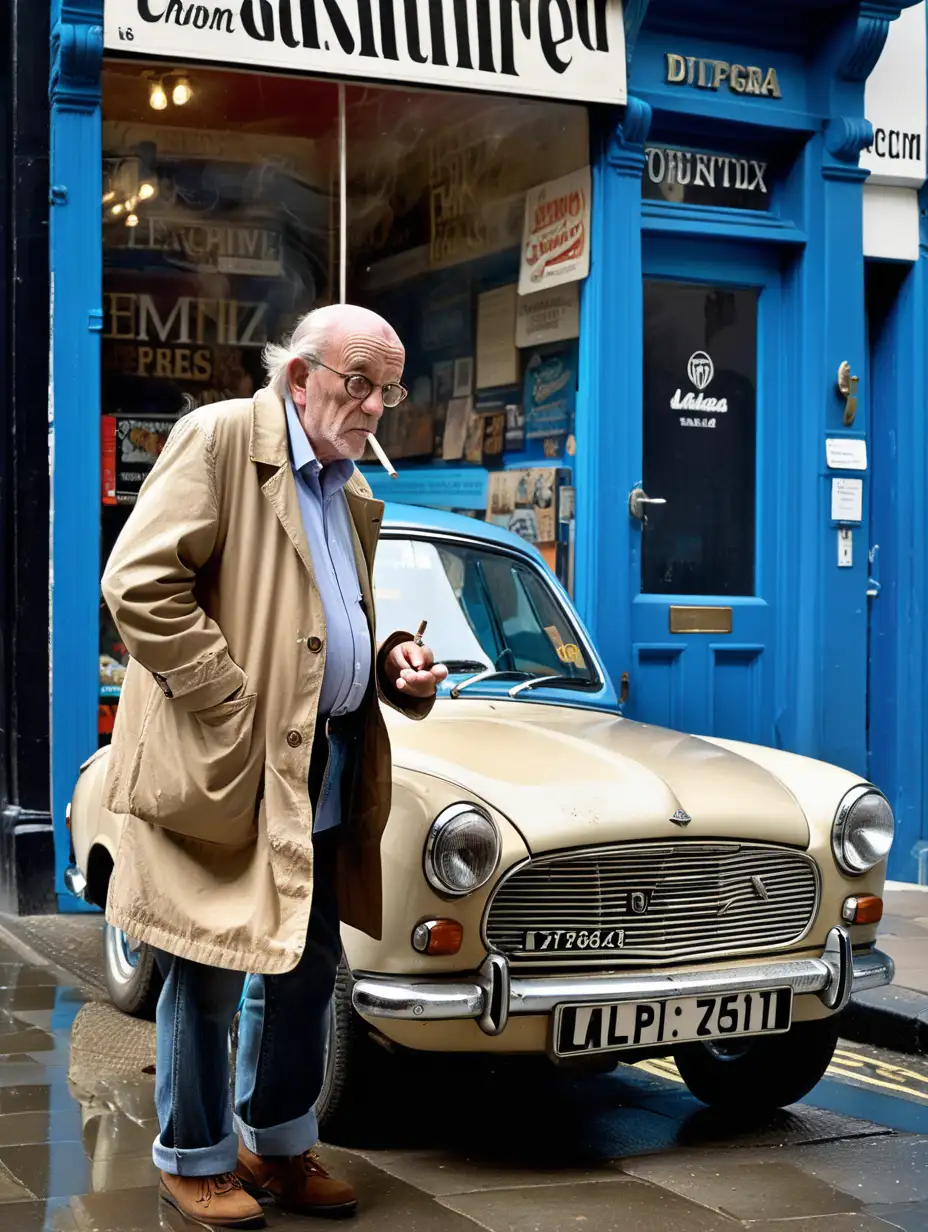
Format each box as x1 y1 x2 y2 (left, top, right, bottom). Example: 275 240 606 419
832 786 894 875
425 803 501 896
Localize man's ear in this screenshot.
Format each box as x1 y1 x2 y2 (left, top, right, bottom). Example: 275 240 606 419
288 357 310 407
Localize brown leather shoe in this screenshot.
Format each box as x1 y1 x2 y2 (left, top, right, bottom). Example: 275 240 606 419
236 1142 357 1218
159 1171 266 1229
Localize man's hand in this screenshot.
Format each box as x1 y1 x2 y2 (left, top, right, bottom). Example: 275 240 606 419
384 641 449 698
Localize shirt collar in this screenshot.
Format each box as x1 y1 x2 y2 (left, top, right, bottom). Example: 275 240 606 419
285 395 354 494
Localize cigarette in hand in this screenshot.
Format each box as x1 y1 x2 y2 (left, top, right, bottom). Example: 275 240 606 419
368 433 397 479
414 620 427 646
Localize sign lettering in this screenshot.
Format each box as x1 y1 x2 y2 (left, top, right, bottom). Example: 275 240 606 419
643 145 770 210
105 0 628 105
665 52 781 99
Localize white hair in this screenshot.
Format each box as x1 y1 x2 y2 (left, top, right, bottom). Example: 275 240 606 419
262 309 332 398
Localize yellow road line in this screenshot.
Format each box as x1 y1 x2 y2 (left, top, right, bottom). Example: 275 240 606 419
825 1064 928 1100
833 1048 928 1088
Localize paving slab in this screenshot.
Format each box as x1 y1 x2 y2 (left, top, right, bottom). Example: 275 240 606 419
440 1175 739 1231
622 1156 865 1221
865 1199 928 1231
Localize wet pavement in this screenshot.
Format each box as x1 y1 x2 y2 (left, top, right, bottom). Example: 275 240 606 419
1 920 928 1230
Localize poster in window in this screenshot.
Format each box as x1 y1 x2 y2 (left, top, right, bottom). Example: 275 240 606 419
523 345 577 441
516 284 581 348
486 468 557 546
113 416 175 503
476 285 519 389
519 167 591 295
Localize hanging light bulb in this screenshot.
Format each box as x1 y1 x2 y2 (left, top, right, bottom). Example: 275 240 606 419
111 202 124 216
138 181 156 200
172 77 192 106
125 213 140 228
149 81 168 111
102 190 115 204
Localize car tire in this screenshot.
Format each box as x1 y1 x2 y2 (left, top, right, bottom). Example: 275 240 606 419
103 923 163 1020
316 959 388 1144
674 1016 840 1111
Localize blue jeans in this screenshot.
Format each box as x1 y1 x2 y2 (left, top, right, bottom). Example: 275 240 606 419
152 829 342 1177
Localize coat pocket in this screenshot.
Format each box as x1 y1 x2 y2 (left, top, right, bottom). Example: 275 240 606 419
127 691 262 845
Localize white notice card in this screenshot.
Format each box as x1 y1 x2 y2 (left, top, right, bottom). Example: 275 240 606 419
831 478 863 523
826 438 868 471
476 285 519 390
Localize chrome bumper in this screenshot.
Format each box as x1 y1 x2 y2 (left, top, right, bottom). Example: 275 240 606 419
351 927 894 1037
64 864 88 901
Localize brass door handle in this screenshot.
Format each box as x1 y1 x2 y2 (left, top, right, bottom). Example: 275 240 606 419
837 362 859 426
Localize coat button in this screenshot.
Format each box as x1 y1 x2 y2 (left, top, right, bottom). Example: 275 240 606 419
286 730 302 748
307 636 323 654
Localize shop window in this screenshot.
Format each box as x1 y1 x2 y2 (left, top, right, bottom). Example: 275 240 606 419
99 61 588 739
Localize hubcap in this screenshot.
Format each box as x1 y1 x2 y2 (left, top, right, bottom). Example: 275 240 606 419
105 924 142 984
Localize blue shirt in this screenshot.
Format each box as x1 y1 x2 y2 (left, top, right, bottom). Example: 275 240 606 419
286 396 372 831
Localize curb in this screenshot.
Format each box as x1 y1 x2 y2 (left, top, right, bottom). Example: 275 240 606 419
841 986 928 1055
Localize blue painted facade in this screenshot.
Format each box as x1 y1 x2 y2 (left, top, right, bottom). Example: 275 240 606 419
46 0 928 903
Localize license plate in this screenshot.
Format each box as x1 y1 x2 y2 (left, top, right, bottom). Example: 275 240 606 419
523 929 625 953
553 987 793 1057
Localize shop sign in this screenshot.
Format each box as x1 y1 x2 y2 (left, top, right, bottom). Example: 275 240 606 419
518 167 591 295
860 2 926 188
105 0 628 106
665 53 781 99
642 145 769 210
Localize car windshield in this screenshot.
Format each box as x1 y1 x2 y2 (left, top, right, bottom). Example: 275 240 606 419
373 537 597 685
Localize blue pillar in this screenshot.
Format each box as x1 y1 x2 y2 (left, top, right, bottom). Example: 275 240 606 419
574 98 651 693
49 1 104 908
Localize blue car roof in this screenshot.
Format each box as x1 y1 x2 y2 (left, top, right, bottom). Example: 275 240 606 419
380 501 546 563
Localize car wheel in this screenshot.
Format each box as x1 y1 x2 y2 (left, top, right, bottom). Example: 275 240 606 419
674 1016 840 1111
316 959 388 1144
103 923 162 1020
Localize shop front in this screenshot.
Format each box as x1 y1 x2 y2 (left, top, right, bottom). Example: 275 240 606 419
47 0 924 908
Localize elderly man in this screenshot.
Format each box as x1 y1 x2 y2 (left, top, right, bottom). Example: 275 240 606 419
100 305 446 1228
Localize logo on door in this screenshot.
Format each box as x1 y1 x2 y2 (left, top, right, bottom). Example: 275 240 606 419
687 351 715 390
671 350 727 427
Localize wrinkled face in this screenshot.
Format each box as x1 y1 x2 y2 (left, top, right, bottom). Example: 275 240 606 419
289 324 405 464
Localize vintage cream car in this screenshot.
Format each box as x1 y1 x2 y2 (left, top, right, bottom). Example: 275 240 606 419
66 504 895 1137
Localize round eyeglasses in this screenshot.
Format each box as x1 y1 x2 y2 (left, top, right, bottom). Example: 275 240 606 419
310 358 408 409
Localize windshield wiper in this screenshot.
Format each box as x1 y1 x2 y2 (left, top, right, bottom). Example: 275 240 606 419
508 675 593 698
449 668 534 699
442 660 493 674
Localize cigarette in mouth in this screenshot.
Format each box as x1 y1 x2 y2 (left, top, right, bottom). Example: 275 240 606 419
368 432 397 478
414 620 427 646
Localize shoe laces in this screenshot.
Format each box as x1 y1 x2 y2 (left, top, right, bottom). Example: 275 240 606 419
298 1150 330 1179
197 1173 244 1207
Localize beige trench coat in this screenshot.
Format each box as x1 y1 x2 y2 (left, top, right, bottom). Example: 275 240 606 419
101 386 430 974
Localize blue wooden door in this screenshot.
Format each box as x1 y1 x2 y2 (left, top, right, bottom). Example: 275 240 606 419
628 239 784 745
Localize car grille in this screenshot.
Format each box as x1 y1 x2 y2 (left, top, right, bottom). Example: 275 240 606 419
484 842 819 968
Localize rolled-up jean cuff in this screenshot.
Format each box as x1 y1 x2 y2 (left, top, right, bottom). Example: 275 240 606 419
234 1108 318 1158
153 1130 240 1177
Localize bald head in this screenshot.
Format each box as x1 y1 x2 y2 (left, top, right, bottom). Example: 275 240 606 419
263 304 406 465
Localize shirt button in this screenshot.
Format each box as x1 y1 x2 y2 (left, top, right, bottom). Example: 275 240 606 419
307 636 323 653
286 730 302 748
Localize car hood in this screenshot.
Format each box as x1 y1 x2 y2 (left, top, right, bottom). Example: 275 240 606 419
388 701 810 852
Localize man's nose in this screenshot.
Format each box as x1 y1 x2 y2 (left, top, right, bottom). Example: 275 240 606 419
361 389 385 419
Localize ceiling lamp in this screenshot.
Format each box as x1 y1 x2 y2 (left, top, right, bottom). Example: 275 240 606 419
125 213 140 228
138 182 156 200
102 190 115 204
149 81 168 111
172 77 193 106
111 202 125 216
